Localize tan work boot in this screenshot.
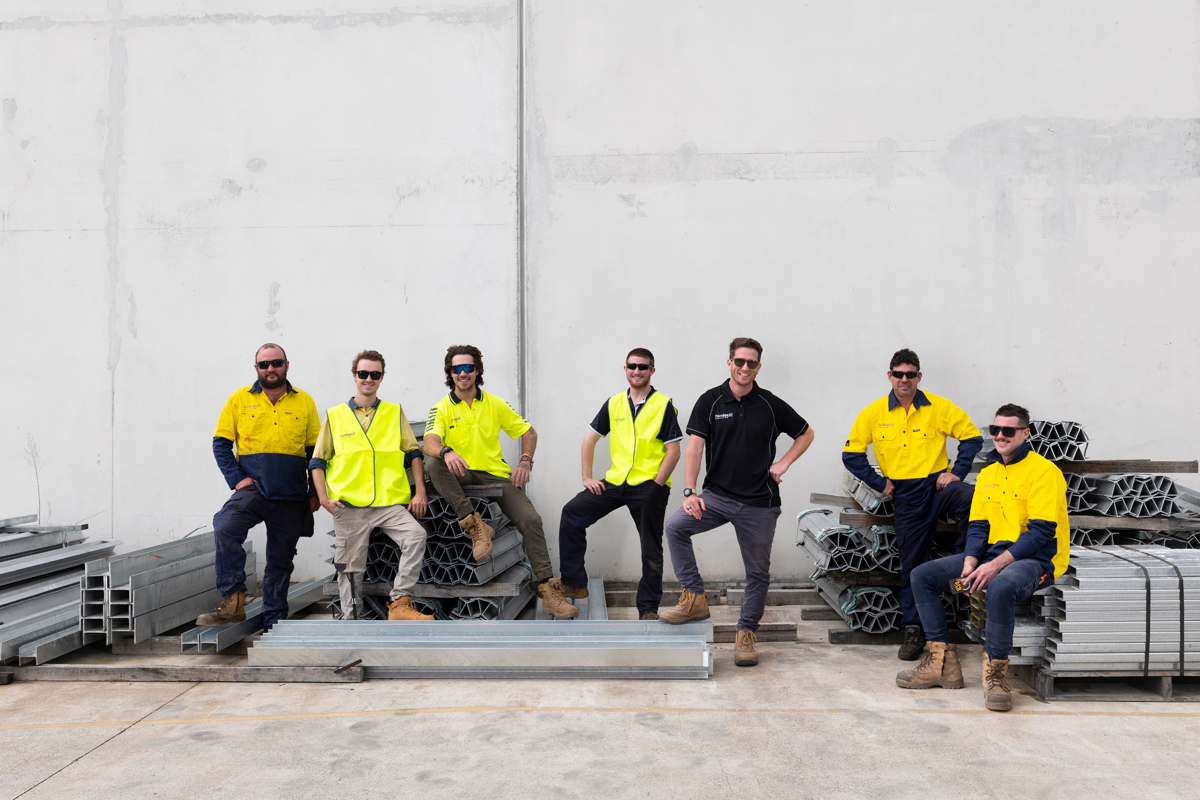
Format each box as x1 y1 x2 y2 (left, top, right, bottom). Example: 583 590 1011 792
659 589 710 625
734 630 759 667
196 590 246 626
538 580 580 619
460 513 494 561
549 576 588 599
982 654 1013 711
388 596 434 621
895 641 965 689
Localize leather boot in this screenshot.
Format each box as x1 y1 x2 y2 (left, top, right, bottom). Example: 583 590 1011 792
538 580 580 619
983 654 1013 711
897 625 927 661
895 641 965 689
659 589 710 625
734 630 759 667
460 513 494 561
549 576 588 599
196 590 246 626
388 596 434 621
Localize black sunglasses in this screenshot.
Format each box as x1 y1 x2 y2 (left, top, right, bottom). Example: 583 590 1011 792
625 363 652 371
356 370 383 380
451 364 475 375
256 359 285 369
989 425 1029 438
891 370 919 380
732 358 760 369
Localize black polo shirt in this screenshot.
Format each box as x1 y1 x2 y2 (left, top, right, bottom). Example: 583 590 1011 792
685 380 809 508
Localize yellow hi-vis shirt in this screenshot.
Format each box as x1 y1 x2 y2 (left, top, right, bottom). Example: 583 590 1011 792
605 390 673 487
426 390 531 479
969 449 1070 578
324 401 416 507
842 390 981 480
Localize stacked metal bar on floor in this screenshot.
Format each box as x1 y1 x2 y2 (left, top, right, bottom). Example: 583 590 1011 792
813 576 901 634
844 473 894 516
797 508 901 633
957 589 1051 665
0 513 117 665
1029 420 1089 461
534 577 607 621
248 618 714 679
179 576 330 653
82 533 255 645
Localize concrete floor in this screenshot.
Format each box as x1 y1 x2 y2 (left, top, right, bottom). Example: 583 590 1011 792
2 609 1198 800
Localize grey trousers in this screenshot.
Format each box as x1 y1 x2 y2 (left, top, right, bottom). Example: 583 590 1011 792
664 490 782 632
425 455 553 582
332 504 427 617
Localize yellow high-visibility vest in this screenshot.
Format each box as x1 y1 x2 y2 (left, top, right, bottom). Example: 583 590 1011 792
605 391 672 487
325 401 412 506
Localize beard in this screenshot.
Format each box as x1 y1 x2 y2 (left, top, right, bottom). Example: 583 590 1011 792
258 369 288 389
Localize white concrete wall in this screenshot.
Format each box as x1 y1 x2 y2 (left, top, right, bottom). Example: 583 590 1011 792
3 1 1199 584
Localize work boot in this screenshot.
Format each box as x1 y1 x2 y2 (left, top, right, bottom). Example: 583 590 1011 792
659 589 710 625
538 580 580 619
388 596 434 621
196 590 246 626
549 576 588 599
897 625 927 661
734 630 759 667
895 642 965 689
460 513 494 561
639 612 660 621
982 654 1013 712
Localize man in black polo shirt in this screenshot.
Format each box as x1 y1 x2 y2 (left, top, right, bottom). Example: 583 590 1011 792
661 337 814 667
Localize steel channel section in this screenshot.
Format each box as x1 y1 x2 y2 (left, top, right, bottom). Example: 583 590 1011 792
104 534 217 586
363 664 712 680
497 579 537 621
0 585 82 625
18 623 83 666
462 532 525 585
207 577 328 652
260 619 716 643
0 541 118 588
0 514 39 528
0 569 84 608
0 604 80 662
128 553 252 617
127 551 219 590
128 587 223 642
0 529 88 560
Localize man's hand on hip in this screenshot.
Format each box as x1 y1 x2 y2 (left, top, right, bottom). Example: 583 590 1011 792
882 479 895 500
583 478 605 495
235 477 256 490
320 498 345 515
682 494 705 520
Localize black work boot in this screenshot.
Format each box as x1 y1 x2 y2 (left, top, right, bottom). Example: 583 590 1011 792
897 625 926 661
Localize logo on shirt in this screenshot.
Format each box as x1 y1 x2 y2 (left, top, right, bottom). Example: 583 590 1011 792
714 413 734 420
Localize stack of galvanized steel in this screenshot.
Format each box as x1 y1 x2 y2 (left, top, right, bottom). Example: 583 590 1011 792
0 514 116 665
1029 420 1089 461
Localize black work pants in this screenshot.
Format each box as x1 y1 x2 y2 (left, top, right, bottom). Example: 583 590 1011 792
559 480 669 616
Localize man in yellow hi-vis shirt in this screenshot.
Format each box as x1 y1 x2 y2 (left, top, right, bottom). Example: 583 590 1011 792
896 403 1069 712
843 348 983 660
310 349 432 621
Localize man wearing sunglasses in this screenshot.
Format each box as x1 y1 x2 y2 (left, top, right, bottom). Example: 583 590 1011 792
662 337 814 667
897 404 1068 712
556 348 683 620
200 343 320 630
309 350 432 621
842 348 983 661
423 345 578 619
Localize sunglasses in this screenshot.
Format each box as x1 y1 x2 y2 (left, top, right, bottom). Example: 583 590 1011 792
355 370 383 380
732 358 760 369
625 363 652 371
256 359 285 370
891 370 919 380
451 364 475 375
989 425 1029 438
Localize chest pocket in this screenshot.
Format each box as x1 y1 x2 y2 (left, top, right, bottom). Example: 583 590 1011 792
445 415 477 450
875 425 898 443
237 406 274 452
275 409 308 452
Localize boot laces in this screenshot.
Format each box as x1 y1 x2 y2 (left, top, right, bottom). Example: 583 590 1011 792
986 662 1010 693
738 630 757 649
542 582 568 604
903 627 923 647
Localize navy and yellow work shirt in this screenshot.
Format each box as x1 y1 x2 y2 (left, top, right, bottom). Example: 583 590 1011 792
686 380 809 508
425 390 530 480
964 442 1070 579
842 390 982 495
213 380 320 501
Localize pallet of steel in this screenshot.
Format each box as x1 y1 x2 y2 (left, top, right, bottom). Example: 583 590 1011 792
179 576 330 653
248 619 714 679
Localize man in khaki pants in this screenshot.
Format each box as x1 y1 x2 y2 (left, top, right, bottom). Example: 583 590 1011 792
310 349 432 621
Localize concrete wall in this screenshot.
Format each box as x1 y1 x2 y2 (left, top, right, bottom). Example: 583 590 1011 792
3 2 1199 584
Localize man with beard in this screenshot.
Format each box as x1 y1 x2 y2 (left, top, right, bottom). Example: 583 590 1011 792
200 343 320 630
556 348 683 620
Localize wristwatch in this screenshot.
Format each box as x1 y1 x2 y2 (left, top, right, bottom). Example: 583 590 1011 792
439 445 453 458
682 488 695 498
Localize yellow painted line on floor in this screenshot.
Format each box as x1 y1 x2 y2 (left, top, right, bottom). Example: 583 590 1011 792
5 703 1200 732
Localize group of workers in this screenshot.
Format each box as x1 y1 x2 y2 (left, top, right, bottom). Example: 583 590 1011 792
198 339 1069 712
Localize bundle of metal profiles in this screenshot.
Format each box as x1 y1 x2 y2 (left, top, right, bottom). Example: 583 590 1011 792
1029 420 1089 462
795 509 889 577
843 473 894 516
81 533 253 645
179 576 330 653
248 619 715 679
1044 546 1200 674
957 590 1051 665
814 576 901 634
0 513 117 665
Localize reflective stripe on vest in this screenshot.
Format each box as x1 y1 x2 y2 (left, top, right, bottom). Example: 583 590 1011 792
325 401 412 506
605 391 672 487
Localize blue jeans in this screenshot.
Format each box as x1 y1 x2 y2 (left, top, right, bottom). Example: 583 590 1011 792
664 490 781 632
213 485 306 629
911 553 1048 660
892 477 974 627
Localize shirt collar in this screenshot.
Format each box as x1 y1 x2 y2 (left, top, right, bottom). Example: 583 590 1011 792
985 440 1033 466
628 386 657 406
719 379 757 401
449 389 484 405
349 397 381 411
887 389 930 411
250 379 296 395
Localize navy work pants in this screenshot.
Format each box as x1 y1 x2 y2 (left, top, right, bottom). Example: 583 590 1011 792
559 480 669 616
893 477 973 628
213 485 305 629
